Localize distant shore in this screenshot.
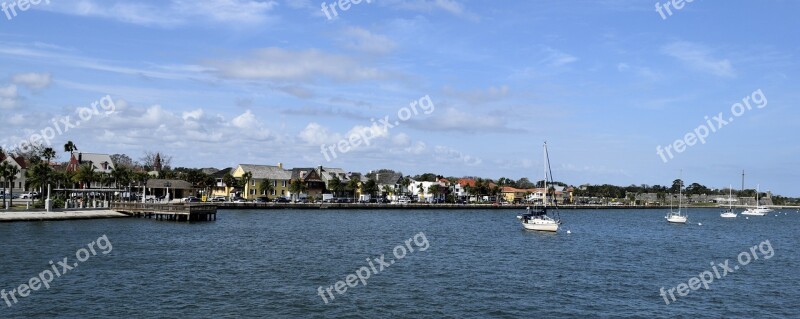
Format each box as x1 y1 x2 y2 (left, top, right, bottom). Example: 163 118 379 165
0 209 128 223
212 203 792 210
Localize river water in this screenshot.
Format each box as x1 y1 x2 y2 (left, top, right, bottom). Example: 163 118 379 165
1 208 798 318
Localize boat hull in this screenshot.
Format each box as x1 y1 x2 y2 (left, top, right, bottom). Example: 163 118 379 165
522 220 559 232
666 215 687 224
720 213 737 218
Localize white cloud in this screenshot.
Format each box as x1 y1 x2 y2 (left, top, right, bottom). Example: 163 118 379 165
208 47 389 82
339 27 397 55
12 72 52 89
443 85 509 104
40 0 277 28
541 47 578 68
0 84 19 109
662 41 735 77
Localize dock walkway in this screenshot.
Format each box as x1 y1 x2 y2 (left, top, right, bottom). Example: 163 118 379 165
111 203 217 221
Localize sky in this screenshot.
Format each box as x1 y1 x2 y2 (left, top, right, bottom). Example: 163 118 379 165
0 0 798 195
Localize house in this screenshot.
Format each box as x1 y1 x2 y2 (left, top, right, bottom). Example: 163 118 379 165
501 187 536 203
210 167 234 198
370 171 404 200
407 180 447 202
0 153 27 194
66 152 116 189
528 187 566 205
233 163 292 200
290 167 326 200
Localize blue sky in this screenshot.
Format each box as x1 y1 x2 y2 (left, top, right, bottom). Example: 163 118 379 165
1 0 798 195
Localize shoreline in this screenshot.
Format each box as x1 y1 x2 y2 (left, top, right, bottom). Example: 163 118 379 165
0 209 129 223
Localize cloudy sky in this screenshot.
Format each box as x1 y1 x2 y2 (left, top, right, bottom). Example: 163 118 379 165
1 0 798 195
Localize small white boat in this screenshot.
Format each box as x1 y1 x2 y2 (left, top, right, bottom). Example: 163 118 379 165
741 184 772 216
519 142 560 232
666 171 688 224
720 187 737 218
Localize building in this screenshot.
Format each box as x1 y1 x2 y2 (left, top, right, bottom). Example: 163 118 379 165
233 164 292 200
66 152 116 189
290 167 326 200
0 153 27 194
407 180 447 202
210 167 234 198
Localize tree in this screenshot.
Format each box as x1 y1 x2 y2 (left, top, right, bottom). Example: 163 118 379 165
671 179 684 193
346 178 360 199
73 164 96 189
401 176 411 196
429 184 442 201
240 171 253 198
42 147 57 163
328 176 342 197
25 158 53 201
382 185 393 199
363 179 378 198
289 179 306 202
2 164 20 208
64 141 78 154
259 178 274 198
141 151 172 171
222 173 236 197
0 161 9 208
110 154 137 169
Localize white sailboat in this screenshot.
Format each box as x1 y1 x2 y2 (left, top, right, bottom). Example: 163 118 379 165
517 142 561 232
741 184 772 216
666 172 688 224
720 186 737 218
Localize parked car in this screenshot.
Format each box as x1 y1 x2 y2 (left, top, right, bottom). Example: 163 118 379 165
255 197 269 203
210 196 226 202
19 192 39 199
273 197 290 203
184 196 201 203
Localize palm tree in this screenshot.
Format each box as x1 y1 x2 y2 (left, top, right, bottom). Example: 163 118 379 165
259 178 274 198
222 173 236 198
0 161 9 209
241 171 253 199
328 176 342 198
42 147 56 163
346 178 360 200
429 184 441 202
73 164 95 189
401 176 411 196
289 179 305 202
382 185 393 200
417 183 425 201
3 164 20 209
63 141 78 154
26 160 52 202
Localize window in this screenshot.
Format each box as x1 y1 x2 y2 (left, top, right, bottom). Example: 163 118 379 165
282 181 287 187
251 180 256 186
250 189 256 195
271 190 276 196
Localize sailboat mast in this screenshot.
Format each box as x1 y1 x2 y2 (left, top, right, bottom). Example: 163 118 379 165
678 170 682 213
543 142 547 209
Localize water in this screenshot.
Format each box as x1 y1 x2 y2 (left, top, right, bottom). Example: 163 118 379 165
1 208 798 318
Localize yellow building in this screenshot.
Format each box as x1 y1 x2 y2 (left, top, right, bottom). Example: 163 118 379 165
233 164 292 200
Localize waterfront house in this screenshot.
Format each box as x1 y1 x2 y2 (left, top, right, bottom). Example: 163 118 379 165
290 167 326 200
0 153 27 194
210 167 234 198
370 171 404 200
66 152 116 189
146 179 194 201
233 164 292 200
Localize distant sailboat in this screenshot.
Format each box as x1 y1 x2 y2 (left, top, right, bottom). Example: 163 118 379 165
666 171 688 224
741 184 772 216
517 142 561 232
721 186 737 218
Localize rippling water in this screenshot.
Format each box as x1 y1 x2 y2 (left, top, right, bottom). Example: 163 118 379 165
1 208 799 318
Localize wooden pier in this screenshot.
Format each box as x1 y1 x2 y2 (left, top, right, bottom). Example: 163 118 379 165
111 203 217 222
